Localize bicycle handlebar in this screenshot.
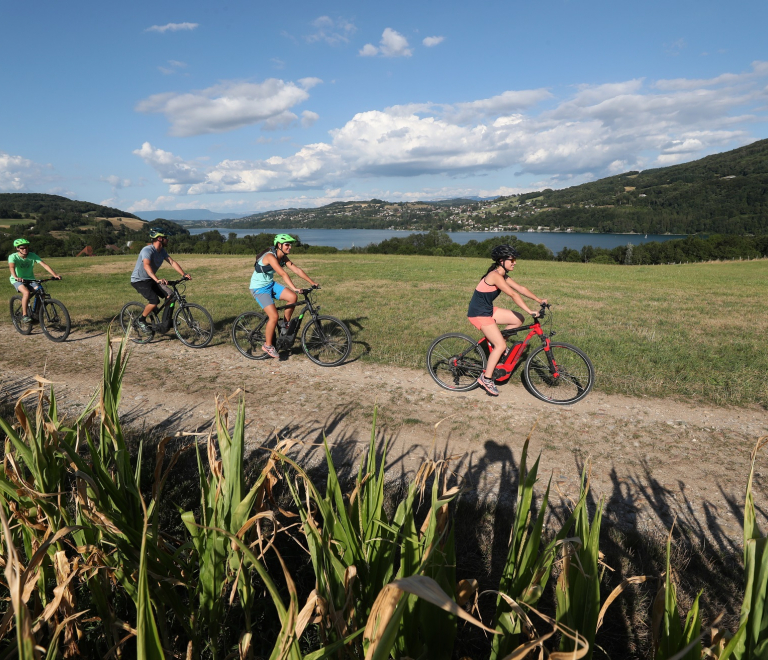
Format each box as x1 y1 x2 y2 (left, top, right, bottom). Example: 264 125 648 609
16 277 60 283
164 276 192 286
298 284 321 295
532 302 550 320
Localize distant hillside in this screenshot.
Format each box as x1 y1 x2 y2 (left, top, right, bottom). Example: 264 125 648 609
135 209 248 222
0 193 140 220
192 139 768 235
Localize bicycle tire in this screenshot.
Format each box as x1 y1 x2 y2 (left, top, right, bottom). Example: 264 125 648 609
10 296 32 335
426 333 487 392
174 303 214 348
301 315 352 367
231 311 270 360
119 302 157 344
39 299 71 342
523 342 594 405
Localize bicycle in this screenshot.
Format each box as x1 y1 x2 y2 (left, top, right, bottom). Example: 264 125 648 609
10 278 71 342
426 303 594 405
231 285 352 367
119 278 214 348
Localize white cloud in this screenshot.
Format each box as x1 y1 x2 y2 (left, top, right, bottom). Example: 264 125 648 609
301 110 319 128
158 59 187 75
0 151 55 192
136 62 768 195
359 43 379 57
102 175 134 190
305 16 356 45
136 78 319 136
146 22 198 34
126 196 178 212
360 28 412 58
423 36 444 47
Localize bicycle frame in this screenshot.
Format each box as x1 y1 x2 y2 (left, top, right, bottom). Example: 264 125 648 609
147 281 187 332
476 308 555 382
17 279 52 315
268 291 321 348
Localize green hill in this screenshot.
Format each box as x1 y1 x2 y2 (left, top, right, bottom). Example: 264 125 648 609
0 193 141 222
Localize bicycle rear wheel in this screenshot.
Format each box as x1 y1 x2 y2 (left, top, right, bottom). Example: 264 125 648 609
301 315 352 366
174 303 214 348
231 311 270 360
39 299 71 342
10 296 32 335
427 333 486 392
119 302 156 344
523 342 594 405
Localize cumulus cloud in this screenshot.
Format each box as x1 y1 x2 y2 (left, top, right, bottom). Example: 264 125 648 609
305 16 356 45
136 78 321 136
0 151 55 192
126 196 178 212
146 22 198 33
423 36 444 47
101 175 134 190
136 62 768 195
360 28 412 57
301 110 319 127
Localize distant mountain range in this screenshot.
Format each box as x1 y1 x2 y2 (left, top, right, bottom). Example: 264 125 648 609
134 209 249 221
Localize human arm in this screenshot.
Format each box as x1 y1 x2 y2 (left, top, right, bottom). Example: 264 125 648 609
263 254 301 293
37 260 61 279
9 260 18 282
165 255 189 280
286 261 319 287
488 272 543 316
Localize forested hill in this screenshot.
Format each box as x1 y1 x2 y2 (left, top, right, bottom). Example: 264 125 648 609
0 193 140 220
192 138 768 235
511 137 768 234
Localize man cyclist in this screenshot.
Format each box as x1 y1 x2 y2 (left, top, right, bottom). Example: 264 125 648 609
250 234 319 358
8 238 62 322
130 229 191 331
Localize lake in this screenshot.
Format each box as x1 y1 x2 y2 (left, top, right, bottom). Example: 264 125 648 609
188 227 686 252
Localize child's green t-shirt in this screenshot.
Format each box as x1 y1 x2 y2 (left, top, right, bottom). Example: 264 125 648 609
8 252 41 283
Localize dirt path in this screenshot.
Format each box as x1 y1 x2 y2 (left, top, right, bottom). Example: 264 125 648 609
2 323 767 551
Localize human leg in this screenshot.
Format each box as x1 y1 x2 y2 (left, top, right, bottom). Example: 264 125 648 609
492 307 524 330
17 283 31 318
277 285 297 322
480 322 507 377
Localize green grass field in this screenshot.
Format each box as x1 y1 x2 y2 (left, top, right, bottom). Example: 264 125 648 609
6 253 768 407
0 218 34 227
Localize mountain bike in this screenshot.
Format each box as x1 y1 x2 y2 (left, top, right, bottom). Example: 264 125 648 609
232 285 351 366
119 278 214 348
10 278 71 342
426 303 594 404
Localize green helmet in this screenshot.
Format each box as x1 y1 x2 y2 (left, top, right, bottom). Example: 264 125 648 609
274 233 296 246
148 229 168 240
13 238 30 248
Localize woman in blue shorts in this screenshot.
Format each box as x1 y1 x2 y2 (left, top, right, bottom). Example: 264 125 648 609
250 234 319 358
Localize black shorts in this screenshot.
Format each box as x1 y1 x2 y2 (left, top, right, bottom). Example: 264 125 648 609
131 280 168 305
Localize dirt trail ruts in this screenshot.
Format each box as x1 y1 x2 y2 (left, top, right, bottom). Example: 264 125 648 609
1 323 767 550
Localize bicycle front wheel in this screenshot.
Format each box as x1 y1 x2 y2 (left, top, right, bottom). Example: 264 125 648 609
119 302 156 344
523 342 594 405
301 315 352 366
174 303 214 348
231 311 270 360
10 296 32 335
427 333 486 392
39 299 71 342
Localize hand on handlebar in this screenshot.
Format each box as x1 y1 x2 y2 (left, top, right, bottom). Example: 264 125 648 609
183 273 192 281
158 278 168 286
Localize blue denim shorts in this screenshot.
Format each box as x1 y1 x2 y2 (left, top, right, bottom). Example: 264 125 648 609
12 280 39 292
250 282 285 309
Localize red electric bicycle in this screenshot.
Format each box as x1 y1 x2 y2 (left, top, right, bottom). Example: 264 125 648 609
426 303 594 404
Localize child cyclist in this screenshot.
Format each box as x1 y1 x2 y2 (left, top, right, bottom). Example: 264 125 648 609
250 234 320 358
467 244 547 396
8 238 62 322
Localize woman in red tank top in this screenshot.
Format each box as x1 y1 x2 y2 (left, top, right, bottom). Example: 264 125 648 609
468 244 547 396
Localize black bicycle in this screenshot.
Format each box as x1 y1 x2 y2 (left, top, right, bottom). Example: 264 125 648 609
231 286 351 366
10 278 71 342
119 278 214 348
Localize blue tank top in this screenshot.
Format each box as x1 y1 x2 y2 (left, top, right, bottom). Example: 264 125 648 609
249 248 288 289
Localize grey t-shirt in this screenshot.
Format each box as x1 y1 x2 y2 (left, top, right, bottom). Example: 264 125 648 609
131 245 169 282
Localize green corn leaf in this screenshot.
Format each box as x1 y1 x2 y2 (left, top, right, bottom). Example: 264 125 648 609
137 510 166 660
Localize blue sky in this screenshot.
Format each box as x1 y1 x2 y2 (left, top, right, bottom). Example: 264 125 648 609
2 0 767 215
